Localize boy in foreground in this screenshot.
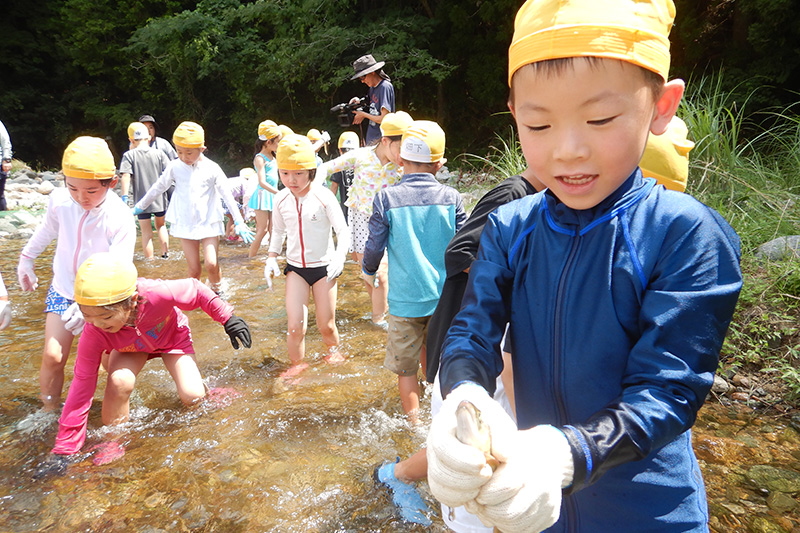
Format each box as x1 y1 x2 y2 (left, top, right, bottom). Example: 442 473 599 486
427 1 743 531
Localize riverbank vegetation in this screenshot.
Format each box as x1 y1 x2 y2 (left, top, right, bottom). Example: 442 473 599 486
462 74 800 407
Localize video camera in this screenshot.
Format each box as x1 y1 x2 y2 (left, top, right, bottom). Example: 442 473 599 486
330 97 368 128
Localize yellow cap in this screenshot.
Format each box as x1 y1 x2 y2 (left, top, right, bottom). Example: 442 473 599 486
380 111 414 137
258 120 280 141
508 0 675 85
127 122 150 141
173 121 205 148
640 116 693 193
74 252 138 306
306 128 322 142
239 168 257 180
338 131 359 150
400 120 446 163
62 136 116 180
278 125 294 138
276 134 317 170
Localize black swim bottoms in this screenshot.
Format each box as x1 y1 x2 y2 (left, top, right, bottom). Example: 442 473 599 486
285 264 328 286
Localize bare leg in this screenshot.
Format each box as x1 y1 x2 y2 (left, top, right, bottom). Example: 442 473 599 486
162 352 205 406
501 351 516 420
356 252 388 322
180 238 202 279
398 374 421 423
138 217 154 259
248 209 270 257
311 276 344 362
285 272 311 366
101 350 149 425
202 236 221 286
394 448 429 482
40 313 75 410
154 215 169 256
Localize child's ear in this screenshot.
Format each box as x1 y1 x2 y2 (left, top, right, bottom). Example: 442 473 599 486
108 175 119 188
650 79 684 135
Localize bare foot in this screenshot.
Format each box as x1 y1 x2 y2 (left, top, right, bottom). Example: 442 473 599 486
324 347 346 364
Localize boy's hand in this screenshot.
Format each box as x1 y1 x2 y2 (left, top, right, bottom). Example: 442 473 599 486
223 315 252 349
264 257 281 290
1 159 11 173
426 383 517 508
0 299 10 330
471 425 573 532
361 268 379 288
326 256 345 282
61 302 85 336
33 453 69 479
131 206 143 216
234 222 254 244
17 257 38 291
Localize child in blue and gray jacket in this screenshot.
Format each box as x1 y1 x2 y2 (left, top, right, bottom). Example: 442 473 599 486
362 120 465 422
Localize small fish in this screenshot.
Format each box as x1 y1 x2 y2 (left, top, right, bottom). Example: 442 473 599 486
455 400 499 471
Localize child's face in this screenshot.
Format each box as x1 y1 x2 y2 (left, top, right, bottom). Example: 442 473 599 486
509 58 681 210
176 146 205 166
80 302 134 333
65 176 113 211
382 137 403 166
279 169 312 196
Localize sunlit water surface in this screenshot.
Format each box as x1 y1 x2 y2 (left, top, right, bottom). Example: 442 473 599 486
0 237 798 532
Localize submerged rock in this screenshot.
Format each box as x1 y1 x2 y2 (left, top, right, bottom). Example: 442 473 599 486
747 465 800 493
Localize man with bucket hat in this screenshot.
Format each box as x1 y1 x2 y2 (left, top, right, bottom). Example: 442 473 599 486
349 54 395 145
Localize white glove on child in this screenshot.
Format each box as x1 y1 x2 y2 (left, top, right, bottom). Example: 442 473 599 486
17 257 38 291
326 255 345 282
61 302 85 336
426 383 517 508
471 424 574 533
0 300 11 330
264 257 281 290
320 131 331 143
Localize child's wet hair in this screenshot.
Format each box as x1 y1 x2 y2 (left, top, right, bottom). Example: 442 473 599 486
96 294 141 325
509 57 664 103
98 178 114 187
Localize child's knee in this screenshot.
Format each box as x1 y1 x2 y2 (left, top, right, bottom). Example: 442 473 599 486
317 319 337 339
107 368 137 398
41 348 69 369
286 320 306 340
179 387 205 407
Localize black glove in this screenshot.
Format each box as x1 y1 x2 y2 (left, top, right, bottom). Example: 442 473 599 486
33 454 69 479
223 315 251 349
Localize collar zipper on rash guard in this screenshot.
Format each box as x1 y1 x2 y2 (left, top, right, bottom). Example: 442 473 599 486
72 210 90 272
553 231 581 533
296 197 306 268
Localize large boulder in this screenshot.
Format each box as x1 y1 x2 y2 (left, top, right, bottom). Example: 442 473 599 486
756 236 800 261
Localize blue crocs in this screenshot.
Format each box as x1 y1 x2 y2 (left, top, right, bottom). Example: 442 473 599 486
376 460 432 526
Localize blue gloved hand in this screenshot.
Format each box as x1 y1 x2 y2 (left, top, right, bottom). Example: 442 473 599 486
121 194 129 205
132 206 143 216
235 222 254 244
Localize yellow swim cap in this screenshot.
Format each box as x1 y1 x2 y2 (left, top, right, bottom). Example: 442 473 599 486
380 111 414 137
338 131 359 150
400 120 446 163
127 122 150 141
509 0 675 85
74 253 138 306
278 125 294 138
306 128 322 142
173 121 205 148
276 134 317 171
62 137 116 180
640 116 694 193
258 120 280 141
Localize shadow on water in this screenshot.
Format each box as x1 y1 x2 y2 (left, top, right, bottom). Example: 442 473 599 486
0 239 446 532
1 238 799 532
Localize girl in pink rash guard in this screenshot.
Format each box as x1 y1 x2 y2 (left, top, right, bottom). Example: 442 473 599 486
35 253 251 477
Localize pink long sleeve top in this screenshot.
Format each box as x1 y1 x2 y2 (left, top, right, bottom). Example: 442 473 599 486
52 278 234 455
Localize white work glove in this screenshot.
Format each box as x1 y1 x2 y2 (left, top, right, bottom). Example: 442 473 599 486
471 425 574 533
320 130 331 143
264 256 281 290
235 222 255 244
61 302 85 336
326 255 345 282
0 300 11 330
427 383 517 508
17 256 38 292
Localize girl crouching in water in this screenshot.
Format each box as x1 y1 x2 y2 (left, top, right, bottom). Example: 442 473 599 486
264 135 350 380
36 252 251 476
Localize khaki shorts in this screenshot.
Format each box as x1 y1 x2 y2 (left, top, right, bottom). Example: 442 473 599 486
384 314 430 375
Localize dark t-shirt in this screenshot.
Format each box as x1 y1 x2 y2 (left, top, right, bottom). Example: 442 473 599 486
330 168 355 221
365 78 395 144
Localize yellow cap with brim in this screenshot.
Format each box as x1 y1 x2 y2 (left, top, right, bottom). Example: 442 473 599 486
338 131 359 150
62 136 116 180
258 120 280 141
640 116 694 193
277 134 317 171
307 129 322 142
239 168 257 179
380 111 413 137
278 125 294 138
127 122 150 141
173 121 205 148
508 0 675 86
74 252 138 306
400 120 445 163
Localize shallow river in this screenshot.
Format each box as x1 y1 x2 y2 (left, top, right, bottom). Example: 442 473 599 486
0 238 798 532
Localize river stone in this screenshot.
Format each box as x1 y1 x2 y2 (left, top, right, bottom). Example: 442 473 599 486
748 516 788 533
0 219 16 233
712 374 730 394
37 181 54 195
756 236 800 261
747 465 800 493
9 210 41 227
766 491 797 513
40 171 59 182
